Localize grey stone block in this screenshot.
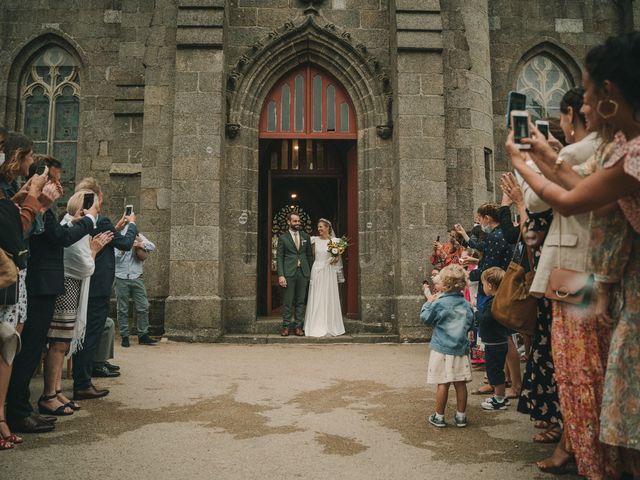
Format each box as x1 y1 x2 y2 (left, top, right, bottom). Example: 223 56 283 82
397 12 442 31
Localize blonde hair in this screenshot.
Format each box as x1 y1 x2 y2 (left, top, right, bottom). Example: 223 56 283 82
67 190 91 215
75 177 102 195
438 264 467 293
481 267 505 289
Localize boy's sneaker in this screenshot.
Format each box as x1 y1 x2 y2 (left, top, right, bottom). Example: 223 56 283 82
453 414 468 428
483 396 510 406
481 396 508 410
428 413 446 428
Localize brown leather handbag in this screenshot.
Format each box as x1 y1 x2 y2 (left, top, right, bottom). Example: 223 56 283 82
544 217 592 305
491 232 538 336
0 248 18 289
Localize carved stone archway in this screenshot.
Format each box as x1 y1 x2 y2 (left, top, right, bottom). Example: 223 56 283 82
224 14 393 141
220 12 396 333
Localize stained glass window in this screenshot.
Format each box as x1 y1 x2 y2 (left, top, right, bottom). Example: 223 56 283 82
313 74 322 132
340 103 349 132
294 74 304 132
516 55 571 119
267 101 277 131
326 85 336 132
21 46 80 199
281 84 290 131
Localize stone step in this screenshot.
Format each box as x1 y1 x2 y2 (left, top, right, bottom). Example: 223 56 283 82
229 318 394 335
220 333 400 344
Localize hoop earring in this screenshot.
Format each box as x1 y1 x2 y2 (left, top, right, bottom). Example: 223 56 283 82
596 99 619 119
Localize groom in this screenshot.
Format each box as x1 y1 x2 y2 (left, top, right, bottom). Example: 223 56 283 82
277 213 313 336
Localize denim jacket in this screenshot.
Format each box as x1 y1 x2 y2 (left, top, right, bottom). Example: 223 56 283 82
420 292 474 356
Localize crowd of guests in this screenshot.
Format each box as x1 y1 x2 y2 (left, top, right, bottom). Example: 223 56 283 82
0 129 156 449
421 33 639 480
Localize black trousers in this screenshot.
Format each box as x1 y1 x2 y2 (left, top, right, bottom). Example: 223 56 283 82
72 295 109 390
6 294 57 420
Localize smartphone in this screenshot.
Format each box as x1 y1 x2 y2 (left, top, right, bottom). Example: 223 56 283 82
535 120 549 139
436 235 440 242
34 164 47 175
83 193 95 210
506 91 527 129
511 110 531 150
125 204 134 216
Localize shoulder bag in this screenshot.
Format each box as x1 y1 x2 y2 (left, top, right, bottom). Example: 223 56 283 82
491 230 538 336
544 216 592 305
0 248 18 289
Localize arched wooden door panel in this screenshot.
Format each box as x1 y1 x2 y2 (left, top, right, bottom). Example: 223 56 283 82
260 65 357 140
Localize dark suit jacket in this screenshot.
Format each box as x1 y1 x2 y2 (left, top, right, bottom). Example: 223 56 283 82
276 231 313 278
89 216 137 297
26 210 95 296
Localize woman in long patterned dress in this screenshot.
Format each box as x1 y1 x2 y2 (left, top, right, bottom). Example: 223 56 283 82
507 33 640 478
0 133 52 449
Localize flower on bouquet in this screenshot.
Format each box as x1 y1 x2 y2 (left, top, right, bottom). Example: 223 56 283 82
327 237 350 257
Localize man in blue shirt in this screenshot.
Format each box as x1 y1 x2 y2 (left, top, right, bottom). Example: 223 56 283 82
114 226 156 347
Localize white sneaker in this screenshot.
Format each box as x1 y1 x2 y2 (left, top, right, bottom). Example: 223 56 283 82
428 413 446 428
481 396 508 410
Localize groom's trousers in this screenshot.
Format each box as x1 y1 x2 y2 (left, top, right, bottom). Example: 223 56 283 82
282 268 309 328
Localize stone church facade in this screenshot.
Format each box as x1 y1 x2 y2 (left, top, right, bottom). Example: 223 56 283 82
0 0 637 341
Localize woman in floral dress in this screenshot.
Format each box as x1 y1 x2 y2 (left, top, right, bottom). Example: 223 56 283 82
507 33 640 479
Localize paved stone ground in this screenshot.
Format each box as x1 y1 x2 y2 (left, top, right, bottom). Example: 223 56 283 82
2 342 580 480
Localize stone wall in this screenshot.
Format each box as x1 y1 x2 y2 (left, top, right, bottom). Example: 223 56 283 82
0 1 176 334
488 0 626 177
441 0 494 225
164 0 225 341
391 0 446 340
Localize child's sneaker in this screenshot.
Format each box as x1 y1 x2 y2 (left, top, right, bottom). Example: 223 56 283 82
481 396 508 410
428 413 446 428
453 414 468 428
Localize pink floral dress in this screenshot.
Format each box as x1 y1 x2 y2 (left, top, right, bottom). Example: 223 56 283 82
595 134 640 452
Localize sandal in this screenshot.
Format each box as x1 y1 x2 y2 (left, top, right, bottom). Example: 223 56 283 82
534 420 550 429
505 388 521 399
471 386 494 395
57 390 81 411
0 420 22 445
38 394 74 416
0 438 14 450
536 457 570 474
533 427 562 444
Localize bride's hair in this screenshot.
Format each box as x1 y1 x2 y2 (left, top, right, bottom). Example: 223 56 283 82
318 218 336 237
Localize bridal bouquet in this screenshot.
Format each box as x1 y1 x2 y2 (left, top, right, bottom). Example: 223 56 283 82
327 237 350 258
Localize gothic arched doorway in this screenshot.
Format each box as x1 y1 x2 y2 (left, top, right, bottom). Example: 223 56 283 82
257 65 359 320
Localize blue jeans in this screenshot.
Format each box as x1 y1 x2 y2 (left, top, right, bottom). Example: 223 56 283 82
114 277 150 337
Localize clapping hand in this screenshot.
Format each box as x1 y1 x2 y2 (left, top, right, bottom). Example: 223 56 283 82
38 180 62 211
90 231 114 257
500 172 524 205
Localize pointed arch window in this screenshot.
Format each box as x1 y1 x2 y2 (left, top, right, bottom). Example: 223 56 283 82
516 55 571 119
260 65 356 139
21 46 80 194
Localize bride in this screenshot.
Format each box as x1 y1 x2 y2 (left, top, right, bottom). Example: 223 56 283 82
303 219 346 337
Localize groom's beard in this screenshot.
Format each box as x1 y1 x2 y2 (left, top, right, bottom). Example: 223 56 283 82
292 224 302 231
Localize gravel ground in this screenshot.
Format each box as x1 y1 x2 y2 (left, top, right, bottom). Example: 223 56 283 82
2 342 580 480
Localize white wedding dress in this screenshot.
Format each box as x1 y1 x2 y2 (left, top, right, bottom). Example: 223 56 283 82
303 237 345 337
